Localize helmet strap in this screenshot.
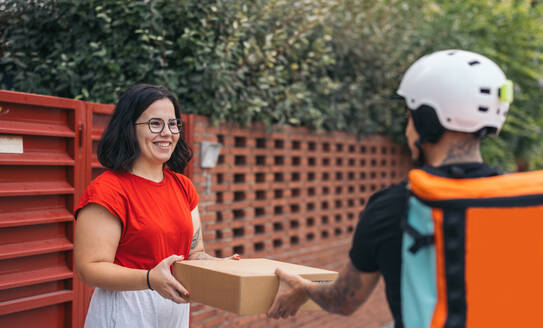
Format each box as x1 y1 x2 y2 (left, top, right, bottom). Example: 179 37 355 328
475 127 497 139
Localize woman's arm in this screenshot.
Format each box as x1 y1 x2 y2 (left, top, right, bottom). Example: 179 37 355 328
188 206 239 260
75 203 189 303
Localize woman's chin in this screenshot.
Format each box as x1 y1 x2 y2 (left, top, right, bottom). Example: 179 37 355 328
151 151 174 163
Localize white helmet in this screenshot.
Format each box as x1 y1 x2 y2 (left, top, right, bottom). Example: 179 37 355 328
396 49 513 135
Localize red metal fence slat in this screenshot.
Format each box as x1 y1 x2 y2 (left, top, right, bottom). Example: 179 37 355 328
0 90 84 328
0 208 73 229
0 238 74 261
0 266 73 290
0 290 73 316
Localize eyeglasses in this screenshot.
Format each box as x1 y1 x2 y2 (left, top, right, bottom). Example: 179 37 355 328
134 118 184 134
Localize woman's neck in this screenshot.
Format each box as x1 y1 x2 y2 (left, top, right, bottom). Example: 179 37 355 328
130 160 164 182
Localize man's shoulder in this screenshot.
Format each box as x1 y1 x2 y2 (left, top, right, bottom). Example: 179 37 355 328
358 180 408 228
368 179 408 206
352 180 406 258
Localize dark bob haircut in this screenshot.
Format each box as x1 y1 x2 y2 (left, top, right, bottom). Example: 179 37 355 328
97 84 192 173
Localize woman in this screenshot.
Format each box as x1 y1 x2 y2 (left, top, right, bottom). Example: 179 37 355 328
74 84 239 328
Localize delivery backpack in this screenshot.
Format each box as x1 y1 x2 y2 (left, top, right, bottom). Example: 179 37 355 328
402 168 543 328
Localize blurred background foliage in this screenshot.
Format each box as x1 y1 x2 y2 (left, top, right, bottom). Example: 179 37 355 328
1 0 542 171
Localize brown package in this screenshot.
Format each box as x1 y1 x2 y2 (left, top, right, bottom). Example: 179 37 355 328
172 258 338 315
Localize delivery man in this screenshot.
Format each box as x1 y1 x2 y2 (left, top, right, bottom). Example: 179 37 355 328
267 49 514 327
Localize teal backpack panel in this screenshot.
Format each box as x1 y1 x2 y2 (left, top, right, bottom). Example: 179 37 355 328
401 196 438 328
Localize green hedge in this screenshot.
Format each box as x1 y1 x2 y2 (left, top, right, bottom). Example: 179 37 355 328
1 0 542 170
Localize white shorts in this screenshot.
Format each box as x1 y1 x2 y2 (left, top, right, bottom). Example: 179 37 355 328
84 288 190 328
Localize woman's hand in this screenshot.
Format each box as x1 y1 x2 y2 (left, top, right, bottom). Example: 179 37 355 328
149 254 189 303
189 251 241 261
224 253 241 260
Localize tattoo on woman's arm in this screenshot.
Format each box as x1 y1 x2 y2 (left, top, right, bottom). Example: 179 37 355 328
191 226 200 250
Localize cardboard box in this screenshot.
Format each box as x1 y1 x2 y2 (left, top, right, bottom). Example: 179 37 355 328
172 258 338 315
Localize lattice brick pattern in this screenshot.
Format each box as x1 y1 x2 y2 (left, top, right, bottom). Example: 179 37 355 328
192 117 410 259
189 115 410 328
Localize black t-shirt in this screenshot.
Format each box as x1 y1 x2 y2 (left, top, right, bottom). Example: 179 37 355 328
349 163 500 327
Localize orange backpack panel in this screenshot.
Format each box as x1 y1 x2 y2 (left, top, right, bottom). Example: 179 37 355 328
403 169 543 327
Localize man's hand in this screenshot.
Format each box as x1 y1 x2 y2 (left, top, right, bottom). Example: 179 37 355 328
267 268 309 319
268 261 381 318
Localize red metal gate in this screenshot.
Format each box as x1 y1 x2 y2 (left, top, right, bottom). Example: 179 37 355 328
0 90 84 327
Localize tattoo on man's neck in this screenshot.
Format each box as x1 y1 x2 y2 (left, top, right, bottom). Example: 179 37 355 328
441 138 480 165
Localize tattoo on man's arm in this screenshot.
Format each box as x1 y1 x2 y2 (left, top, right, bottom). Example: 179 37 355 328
191 226 201 250
307 262 364 315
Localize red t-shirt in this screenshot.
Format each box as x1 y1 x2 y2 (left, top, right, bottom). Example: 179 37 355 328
75 169 198 270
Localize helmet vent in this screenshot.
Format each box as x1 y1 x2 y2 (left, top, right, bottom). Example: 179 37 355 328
478 106 489 112
480 88 491 94
469 60 480 66
448 51 456 56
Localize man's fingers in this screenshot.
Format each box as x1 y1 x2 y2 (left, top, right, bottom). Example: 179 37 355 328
275 268 298 288
268 268 306 319
267 269 284 317
276 305 289 319
267 295 285 318
290 304 302 317
275 267 291 281
267 300 279 317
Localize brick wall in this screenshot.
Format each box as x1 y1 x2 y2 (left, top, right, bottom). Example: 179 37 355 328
189 115 411 328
